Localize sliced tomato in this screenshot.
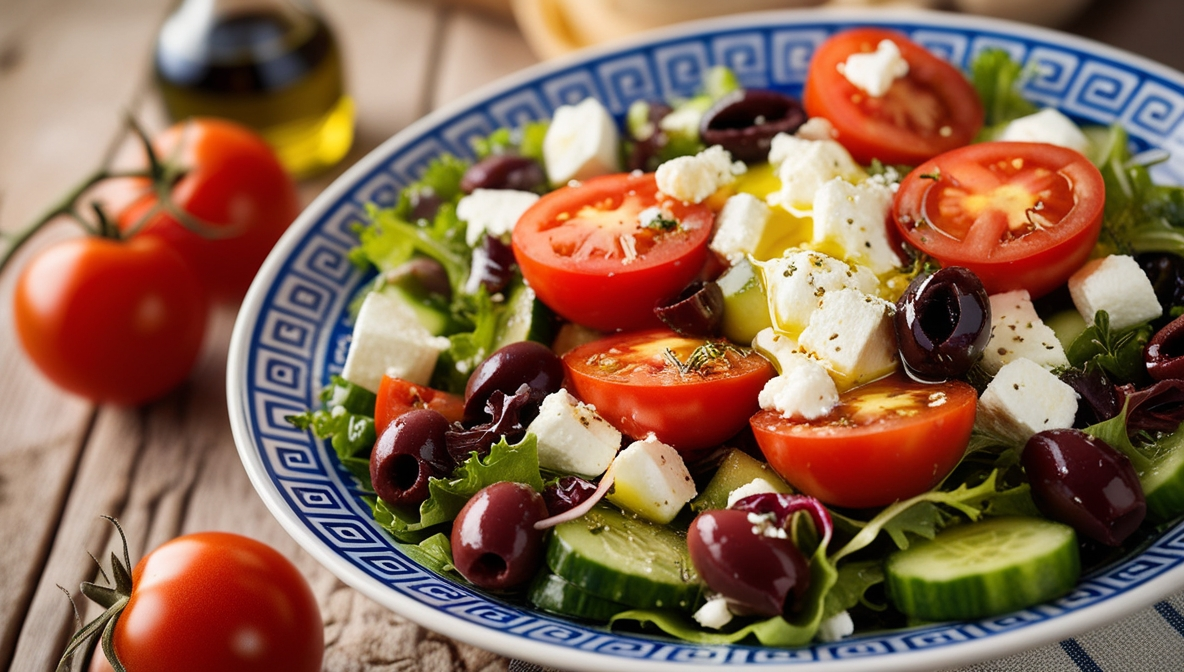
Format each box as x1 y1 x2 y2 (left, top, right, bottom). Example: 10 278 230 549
804 28 984 166
563 328 775 453
751 373 977 509
375 375 465 435
512 172 714 332
893 141 1104 297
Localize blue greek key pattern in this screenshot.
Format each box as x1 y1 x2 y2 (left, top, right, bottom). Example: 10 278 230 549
236 13 1184 668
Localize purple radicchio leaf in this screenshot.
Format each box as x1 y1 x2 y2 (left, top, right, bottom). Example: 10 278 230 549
445 383 532 463
1117 379 1184 435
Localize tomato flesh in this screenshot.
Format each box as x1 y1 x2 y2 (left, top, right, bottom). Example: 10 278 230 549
512 173 714 332
375 375 465 435
893 141 1105 297
563 328 775 453
804 28 984 166
751 373 977 508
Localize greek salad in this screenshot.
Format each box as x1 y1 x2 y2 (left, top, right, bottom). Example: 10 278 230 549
289 27 1184 646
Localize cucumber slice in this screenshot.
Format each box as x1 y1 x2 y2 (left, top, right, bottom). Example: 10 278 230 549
885 517 1080 621
717 258 771 345
691 448 793 512
494 279 553 350
528 572 629 621
1142 441 1184 521
547 505 702 611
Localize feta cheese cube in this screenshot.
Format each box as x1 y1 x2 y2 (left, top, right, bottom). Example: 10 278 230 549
817 611 855 642
981 290 1069 374
656 145 746 204
755 248 879 337
692 595 734 630
838 39 909 97
726 477 781 509
999 108 1090 155
525 390 621 478
543 97 620 184
977 357 1078 443
457 188 540 246
766 134 865 212
798 288 898 389
606 435 697 524
340 290 452 392
758 352 840 420
711 192 771 261
1068 254 1162 330
751 327 798 368
812 177 903 275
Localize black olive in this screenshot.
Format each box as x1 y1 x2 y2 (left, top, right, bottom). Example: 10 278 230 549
460 155 547 194
462 341 565 423
654 280 724 337
699 90 807 163
1146 313 1184 381
894 266 991 382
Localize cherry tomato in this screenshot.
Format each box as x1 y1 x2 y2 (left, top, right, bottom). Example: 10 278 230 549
119 118 300 302
13 235 209 406
750 372 977 508
892 141 1105 297
563 328 775 453
512 172 714 332
102 532 323 672
375 375 465 435
803 28 984 166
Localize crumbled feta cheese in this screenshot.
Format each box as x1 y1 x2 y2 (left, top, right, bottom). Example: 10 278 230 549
981 290 1069 374
798 288 898 389
1068 254 1162 330
838 39 909 97
758 352 840 420
726 477 781 509
999 108 1091 155
692 595 734 630
711 192 771 261
978 357 1078 443
656 145 746 203
751 327 799 368
812 177 903 275
340 290 452 392
766 134 865 213
817 611 855 642
526 390 622 478
457 188 540 246
755 248 879 337
795 116 837 141
543 97 620 184
606 435 697 524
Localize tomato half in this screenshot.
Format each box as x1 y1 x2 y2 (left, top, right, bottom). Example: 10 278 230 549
375 375 465 435
804 28 984 166
119 118 300 302
892 141 1105 297
13 235 209 405
750 373 977 509
97 532 323 672
563 328 775 453
512 172 714 332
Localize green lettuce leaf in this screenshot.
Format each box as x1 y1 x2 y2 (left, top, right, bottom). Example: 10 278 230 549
1066 310 1153 384
1093 124 1184 258
969 48 1038 136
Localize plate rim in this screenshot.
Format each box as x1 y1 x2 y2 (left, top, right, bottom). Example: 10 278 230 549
228 7 1184 670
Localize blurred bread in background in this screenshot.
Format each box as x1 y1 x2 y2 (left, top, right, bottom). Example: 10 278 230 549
431 0 1094 60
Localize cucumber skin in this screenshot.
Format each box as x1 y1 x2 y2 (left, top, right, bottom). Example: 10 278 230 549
528 572 629 622
546 506 702 612
885 517 1080 622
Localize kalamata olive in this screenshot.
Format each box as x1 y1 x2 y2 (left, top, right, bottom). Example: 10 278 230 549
626 101 674 172
407 188 444 223
542 475 598 516
463 234 516 295
699 90 807 164
463 341 565 423
1136 252 1184 314
460 155 547 194
1146 313 1184 381
654 280 724 336
370 409 454 507
387 256 452 300
1059 367 1119 427
687 509 810 618
895 266 991 382
1022 429 1146 546
451 481 548 589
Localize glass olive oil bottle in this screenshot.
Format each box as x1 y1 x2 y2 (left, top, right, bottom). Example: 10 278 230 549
155 0 354 178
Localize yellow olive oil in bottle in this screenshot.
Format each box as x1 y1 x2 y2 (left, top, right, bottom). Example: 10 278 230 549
155 0 354 178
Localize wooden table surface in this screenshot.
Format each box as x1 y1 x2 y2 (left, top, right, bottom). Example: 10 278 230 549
2 1 1181 671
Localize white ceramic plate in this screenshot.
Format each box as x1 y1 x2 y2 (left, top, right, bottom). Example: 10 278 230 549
228 8 1184 670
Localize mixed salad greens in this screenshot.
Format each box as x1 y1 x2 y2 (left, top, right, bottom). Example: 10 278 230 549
289 28 1184 646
